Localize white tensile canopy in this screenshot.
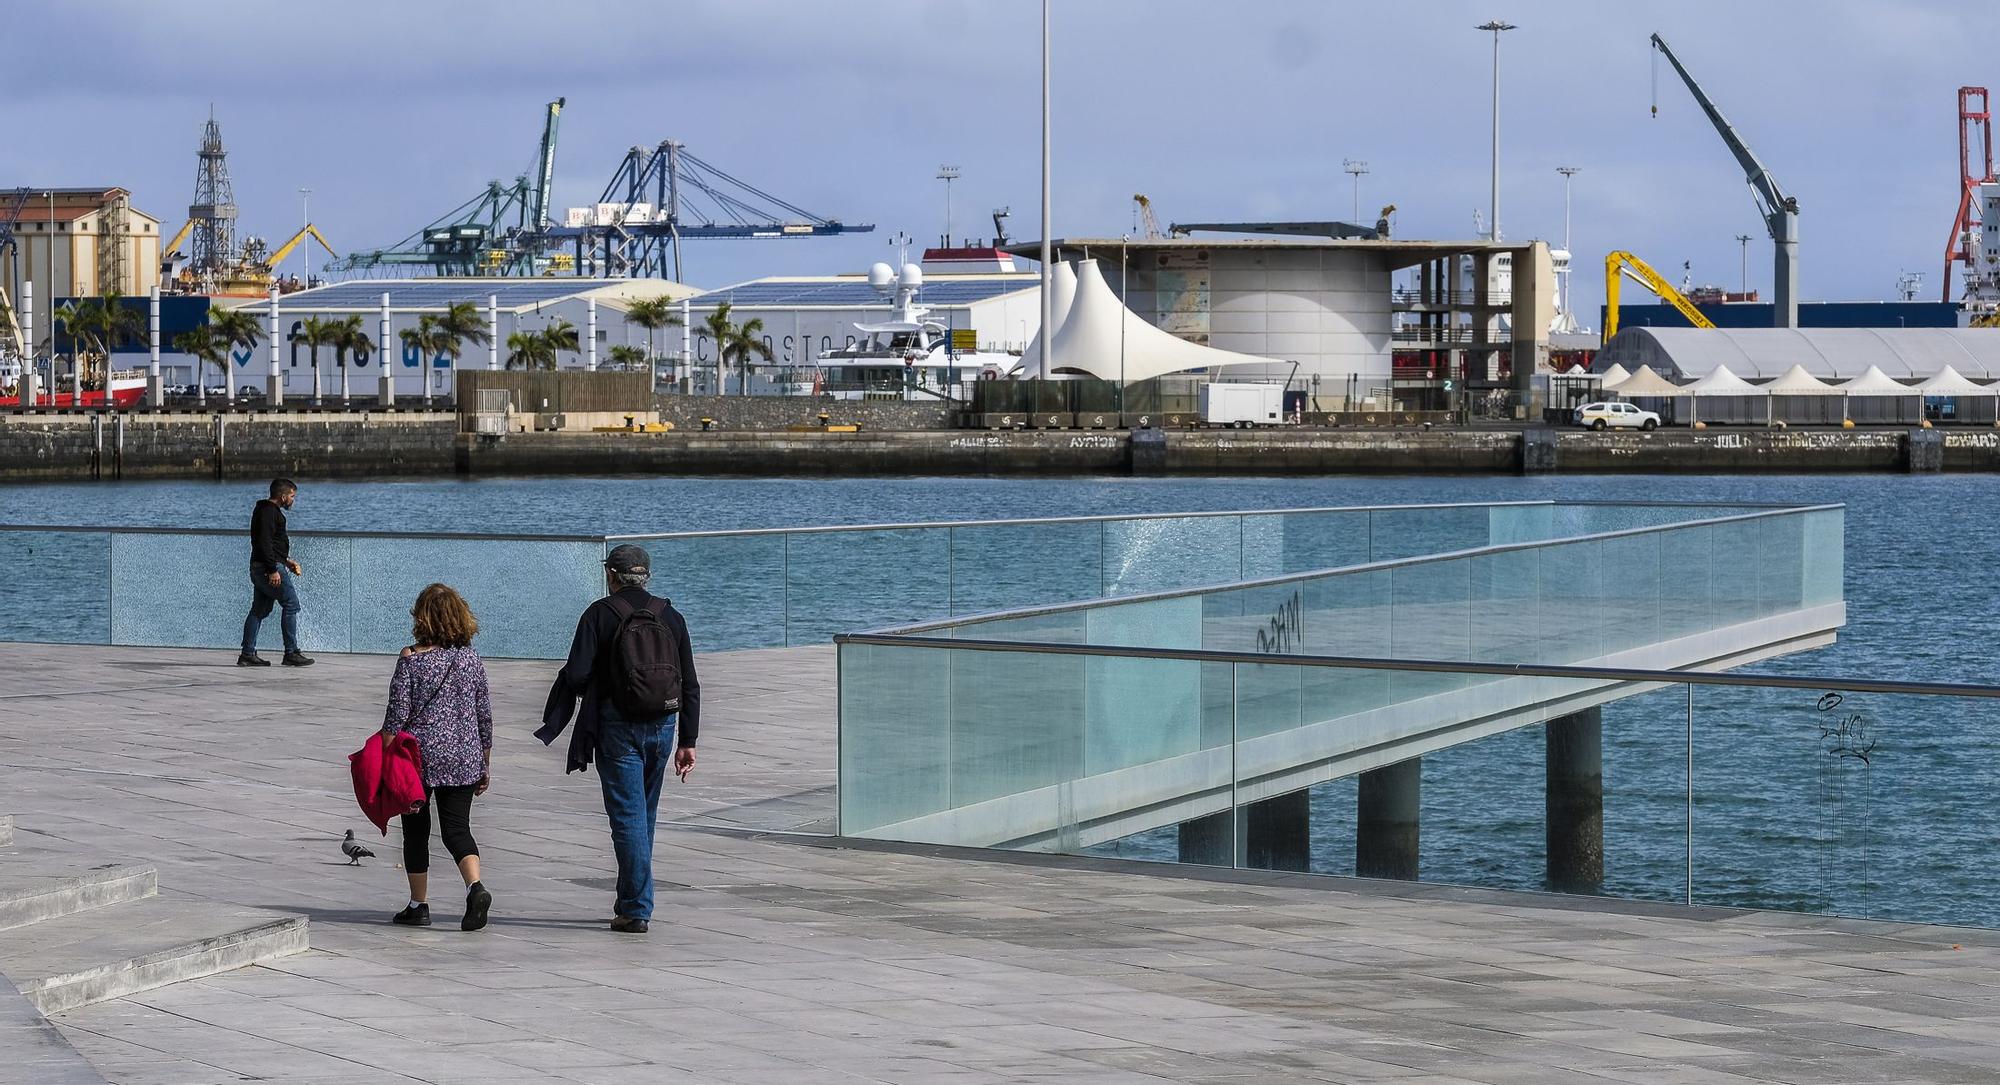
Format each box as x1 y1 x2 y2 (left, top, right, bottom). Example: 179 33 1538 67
1603 365 1683 397
1916 364 1991 397
1045 259 1273 382
1683 364 1763 396
1012 261 1078 378
1837 365 1916 396
1761 364 1842 395
1596 363 1632 385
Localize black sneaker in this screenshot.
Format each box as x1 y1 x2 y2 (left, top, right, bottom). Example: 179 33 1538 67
609 916 649 935
392 903 431 926
236 653 271 667
282 652 316 667
462 884 492 932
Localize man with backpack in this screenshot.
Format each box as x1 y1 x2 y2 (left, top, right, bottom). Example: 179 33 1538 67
537 544 700 934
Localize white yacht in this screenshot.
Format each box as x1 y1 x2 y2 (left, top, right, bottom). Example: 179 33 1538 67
788 260 1019 401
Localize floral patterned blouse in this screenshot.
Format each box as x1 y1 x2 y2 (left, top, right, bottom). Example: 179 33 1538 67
381 646 494 788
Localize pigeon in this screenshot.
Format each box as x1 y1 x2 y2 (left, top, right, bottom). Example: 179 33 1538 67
341 829 375 866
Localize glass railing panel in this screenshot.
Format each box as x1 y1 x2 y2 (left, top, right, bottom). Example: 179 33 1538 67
347 537 603 658
1465 547 1542 665
1691 683 1996 926
1654 521 1717 646
837 641 953 837
1367 505 1488 562
619 533 786 652
0 529 109 644
1486 502 1555 546
1755 512 1807 617
1101 515 1241 597
111 533 352 653
947 521 1103 615
1706 518 1765 631
1387 556 1472 702
1534 537 1604 665
944 608 1088 644
1801 507 1845 608
1240 510 1370 578
1594 529 1663 659
784 528 950 645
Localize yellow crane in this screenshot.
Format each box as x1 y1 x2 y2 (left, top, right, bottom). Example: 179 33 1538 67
1604 250 1717 338
1132 194 1164 239
265 224 337 270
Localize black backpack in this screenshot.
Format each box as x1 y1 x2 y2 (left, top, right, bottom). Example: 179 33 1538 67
604 595 683 718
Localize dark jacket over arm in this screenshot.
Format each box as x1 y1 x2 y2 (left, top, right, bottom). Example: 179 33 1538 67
249 500 289 573
536 589 700 774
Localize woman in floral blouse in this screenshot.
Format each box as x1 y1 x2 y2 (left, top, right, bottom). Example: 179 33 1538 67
380 583 495 931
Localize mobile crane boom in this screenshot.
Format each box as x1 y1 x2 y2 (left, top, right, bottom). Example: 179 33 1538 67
1604 250 1719 339
1649 33 1798 328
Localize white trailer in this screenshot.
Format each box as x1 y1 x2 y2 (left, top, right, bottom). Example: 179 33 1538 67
1199 382 1285 427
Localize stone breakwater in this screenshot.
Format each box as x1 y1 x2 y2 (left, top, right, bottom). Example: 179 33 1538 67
0 413 1992 480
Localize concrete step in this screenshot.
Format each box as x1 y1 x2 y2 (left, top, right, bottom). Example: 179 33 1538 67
0 851 158 932
0 896 307 1015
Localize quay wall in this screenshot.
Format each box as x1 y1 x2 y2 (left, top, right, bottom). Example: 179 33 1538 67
649 395 955 432
3 413 1999 479
0 412 455 481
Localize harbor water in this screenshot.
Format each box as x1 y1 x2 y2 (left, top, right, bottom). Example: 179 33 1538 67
2 473 1994 925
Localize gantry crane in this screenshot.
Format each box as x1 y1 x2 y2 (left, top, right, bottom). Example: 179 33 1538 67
1604 250 1718 339
1650 33 1799 328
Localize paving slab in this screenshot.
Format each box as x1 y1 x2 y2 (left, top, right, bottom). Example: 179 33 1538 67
3 642 2000 1084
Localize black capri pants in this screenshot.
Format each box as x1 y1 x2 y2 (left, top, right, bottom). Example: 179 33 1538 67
401 784 479 874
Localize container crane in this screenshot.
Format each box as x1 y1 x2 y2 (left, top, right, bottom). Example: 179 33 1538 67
1649 33 1799 328
1133 194 1164 239
1604 250 1718 339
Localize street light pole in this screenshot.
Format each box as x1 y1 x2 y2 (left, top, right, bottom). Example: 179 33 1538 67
936 165 960 248
1557 166 1579 330
1735 234 1753 294
1343 159 1369 224
1040 0 1054 375
298 188 311 288
1477 20 1516 241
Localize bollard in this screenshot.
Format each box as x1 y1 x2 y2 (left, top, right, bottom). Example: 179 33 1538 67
213 414 227 480
113 413 125 479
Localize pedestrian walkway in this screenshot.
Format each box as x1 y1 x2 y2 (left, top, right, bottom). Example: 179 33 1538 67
3 643 1999 1084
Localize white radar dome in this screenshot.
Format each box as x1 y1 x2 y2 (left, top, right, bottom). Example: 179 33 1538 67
868 262 895 291
900 263 924 288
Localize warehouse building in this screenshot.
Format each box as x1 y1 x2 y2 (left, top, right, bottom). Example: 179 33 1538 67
231 277 695 399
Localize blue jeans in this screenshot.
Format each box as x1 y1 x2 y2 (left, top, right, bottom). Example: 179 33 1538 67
596 708 678 920
241 567 301 655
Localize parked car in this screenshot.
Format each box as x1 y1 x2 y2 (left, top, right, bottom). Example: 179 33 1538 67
1572 401 1660 431
238 385 264 399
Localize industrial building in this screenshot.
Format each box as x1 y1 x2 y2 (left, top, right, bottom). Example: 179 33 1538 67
228 277 694 399
1 187 163 358
1011 236 1554 410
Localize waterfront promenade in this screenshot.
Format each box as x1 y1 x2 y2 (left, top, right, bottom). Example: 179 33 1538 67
5 644 2000 1084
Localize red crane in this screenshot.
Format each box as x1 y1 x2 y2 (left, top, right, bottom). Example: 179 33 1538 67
1943 87 1994 302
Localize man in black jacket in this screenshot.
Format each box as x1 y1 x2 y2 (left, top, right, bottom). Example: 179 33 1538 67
538 543 700 934
238 478 313 667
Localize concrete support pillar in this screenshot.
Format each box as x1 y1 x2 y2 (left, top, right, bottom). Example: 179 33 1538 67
1356 758 1420 880
1546 707 1604 893
1242 790 1310 873
1176 810 1232 867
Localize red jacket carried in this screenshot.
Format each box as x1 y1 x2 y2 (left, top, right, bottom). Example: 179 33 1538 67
350 732 427 835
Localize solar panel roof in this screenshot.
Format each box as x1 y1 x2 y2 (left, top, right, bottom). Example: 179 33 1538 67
687 278 1038 308
259 280 623 310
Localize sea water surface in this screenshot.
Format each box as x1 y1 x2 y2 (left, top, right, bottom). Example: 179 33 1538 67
1 473 1993 925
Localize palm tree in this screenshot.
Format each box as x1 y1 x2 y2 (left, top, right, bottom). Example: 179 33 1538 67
54 294 147 403
436 300 493 402
623 295 683 383
719 316 772 397
297 316 332 406
542 320 579 366
327 315 369 403
171 326 226 406
701 303 737 397
399 314 445 401
205 305 264 405
504 329 554 371
606 344 648 372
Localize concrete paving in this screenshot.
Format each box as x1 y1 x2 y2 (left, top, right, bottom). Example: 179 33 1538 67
3 642 2000 1084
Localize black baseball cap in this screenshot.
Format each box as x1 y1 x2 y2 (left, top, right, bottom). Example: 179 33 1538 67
604 544 651 575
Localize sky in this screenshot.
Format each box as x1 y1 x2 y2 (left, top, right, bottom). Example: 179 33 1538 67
0 0 1972 323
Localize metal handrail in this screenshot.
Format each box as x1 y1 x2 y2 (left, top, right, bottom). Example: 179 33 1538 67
867 503 1841 635
831 635 1984 700
0 499 1819 547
